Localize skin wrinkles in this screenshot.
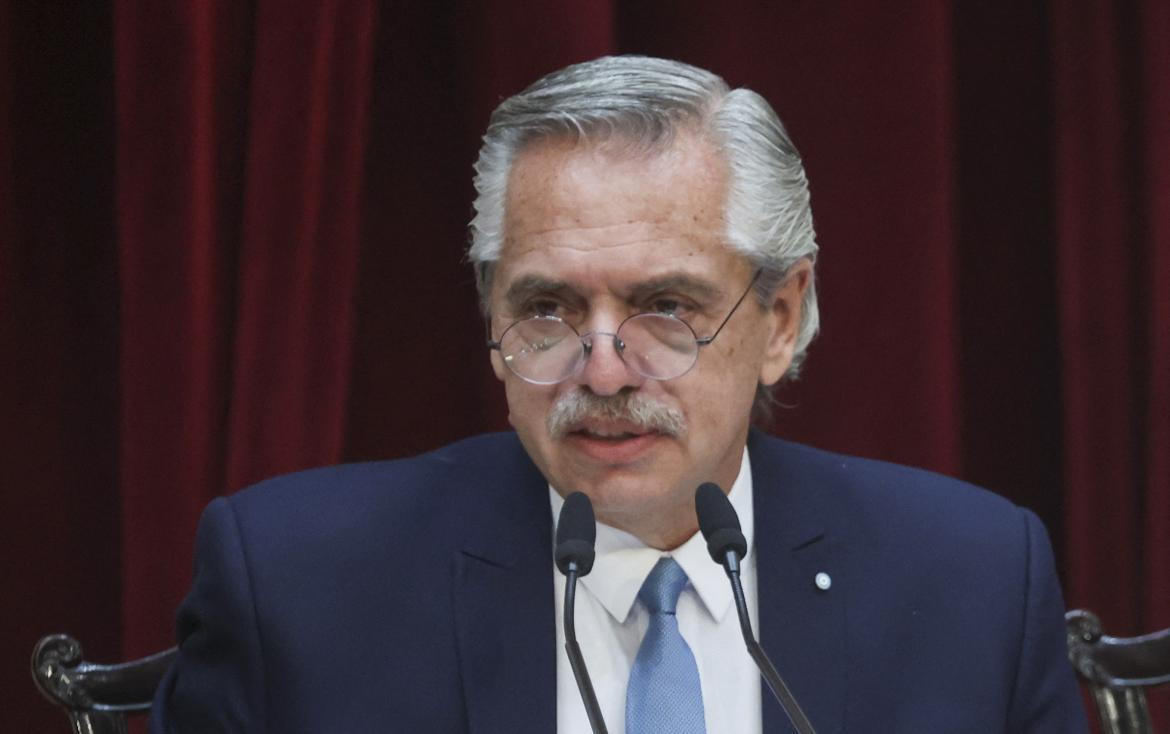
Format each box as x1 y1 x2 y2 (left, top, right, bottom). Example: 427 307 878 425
499 272 730 327
511 220 676 239
490 131 810 549
504 233 705 261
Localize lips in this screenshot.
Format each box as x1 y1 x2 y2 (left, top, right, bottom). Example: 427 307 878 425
570 418 654 439
565 423 664 463
576 429 642 440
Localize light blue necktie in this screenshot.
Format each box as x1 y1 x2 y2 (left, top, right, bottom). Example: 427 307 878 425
626 557 706 733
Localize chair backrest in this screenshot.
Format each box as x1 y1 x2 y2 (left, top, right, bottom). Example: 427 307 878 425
1066 609 1170 734
31 634 177 734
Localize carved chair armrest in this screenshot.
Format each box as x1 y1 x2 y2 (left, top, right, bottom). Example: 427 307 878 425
32 634 177 713
1067 609 1170 688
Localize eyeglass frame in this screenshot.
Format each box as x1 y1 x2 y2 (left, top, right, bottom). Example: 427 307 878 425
485 268 764 384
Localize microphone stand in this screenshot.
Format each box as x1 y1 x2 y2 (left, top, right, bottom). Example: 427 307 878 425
722 550 817 734
563 563 609 734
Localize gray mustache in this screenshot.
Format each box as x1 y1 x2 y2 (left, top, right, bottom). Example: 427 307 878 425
547 391 687 439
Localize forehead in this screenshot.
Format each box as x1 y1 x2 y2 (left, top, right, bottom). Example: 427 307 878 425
494 133 744 293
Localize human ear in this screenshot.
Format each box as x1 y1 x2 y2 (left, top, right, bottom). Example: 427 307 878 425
758 259 813 386
487 317 509 382
490 347 508 381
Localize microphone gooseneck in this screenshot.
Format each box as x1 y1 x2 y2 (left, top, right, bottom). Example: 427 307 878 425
694 482 818 734
554 492 609 734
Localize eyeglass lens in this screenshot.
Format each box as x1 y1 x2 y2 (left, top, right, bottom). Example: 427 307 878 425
500 317 581 383
498 313 698 384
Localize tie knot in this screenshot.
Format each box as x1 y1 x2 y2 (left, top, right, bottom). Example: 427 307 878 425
638 557 689 614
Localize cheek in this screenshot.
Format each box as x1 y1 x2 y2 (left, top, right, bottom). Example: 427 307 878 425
490 350 507 381
503 379 557 436
728 323 773 382
714 332 764 378
689 337 764 418
504 379 530 423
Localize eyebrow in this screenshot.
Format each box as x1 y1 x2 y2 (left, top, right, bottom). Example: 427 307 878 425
502 272 726 313
502 275 577 314
627 274 724 304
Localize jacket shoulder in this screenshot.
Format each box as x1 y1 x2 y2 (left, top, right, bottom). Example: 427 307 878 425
230 431 529 507
755 432 1020 513
215 431 542 559
749 432 1036 559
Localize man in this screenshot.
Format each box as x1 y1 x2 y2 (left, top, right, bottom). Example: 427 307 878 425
151 56 1087 732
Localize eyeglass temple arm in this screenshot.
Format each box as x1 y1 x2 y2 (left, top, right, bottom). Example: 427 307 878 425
484 317 501 350
696 269 763 347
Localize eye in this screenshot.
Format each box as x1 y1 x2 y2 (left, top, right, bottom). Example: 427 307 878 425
523 298 568 318
649 297 685 315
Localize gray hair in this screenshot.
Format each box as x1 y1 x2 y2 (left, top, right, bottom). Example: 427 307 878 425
468 55 820 395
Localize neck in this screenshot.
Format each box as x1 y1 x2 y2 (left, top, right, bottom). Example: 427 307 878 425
596 505 699 551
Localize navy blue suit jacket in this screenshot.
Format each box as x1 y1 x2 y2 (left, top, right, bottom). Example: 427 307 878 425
151 431 1087 732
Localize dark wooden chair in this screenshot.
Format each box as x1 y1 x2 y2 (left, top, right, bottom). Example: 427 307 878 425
1066 609 1170 734
31 634 176 734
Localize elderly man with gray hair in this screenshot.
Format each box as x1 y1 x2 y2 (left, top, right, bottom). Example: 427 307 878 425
151 56 1086 733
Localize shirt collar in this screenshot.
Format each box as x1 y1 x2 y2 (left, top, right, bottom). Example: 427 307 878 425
549 448 754 624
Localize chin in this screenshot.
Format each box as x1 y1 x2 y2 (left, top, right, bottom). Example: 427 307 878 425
570 470 684 520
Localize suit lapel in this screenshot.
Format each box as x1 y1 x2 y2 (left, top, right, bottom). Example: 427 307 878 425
447 431 849 732
452 448 557 734
751 431 847 734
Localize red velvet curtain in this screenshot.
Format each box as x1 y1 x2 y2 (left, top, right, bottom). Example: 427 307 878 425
5 3 1168 729
113 0 378 654
1053 0 1170 634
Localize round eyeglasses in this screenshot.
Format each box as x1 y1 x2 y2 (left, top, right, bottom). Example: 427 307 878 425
487 270 762 385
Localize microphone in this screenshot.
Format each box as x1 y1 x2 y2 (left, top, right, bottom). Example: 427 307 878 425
554 492 609 734
695 482 817 734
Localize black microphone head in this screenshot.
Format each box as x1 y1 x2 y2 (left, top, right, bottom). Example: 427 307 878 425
695 482 748 564
555 491 597 576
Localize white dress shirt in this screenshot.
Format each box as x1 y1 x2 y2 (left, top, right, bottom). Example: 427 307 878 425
551 449 762 734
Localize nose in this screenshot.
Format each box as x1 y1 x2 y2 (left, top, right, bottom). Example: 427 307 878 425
577 330 644 396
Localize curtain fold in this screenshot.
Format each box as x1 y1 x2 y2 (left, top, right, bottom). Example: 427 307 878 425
1137 0 1170 633
115 0 378 656
115 0 255 657
3 6 123 731
222 0 377 491
1052 0 1170 634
